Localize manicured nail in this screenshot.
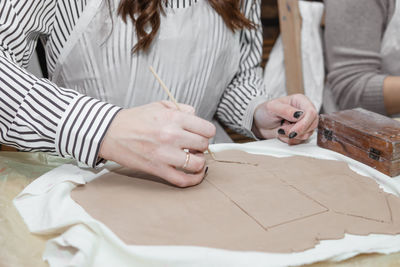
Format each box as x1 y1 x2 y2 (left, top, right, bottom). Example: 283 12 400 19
289 132 298 139
278 128 285 135
280 119 285 126
205 166 208 174
293 111 303 119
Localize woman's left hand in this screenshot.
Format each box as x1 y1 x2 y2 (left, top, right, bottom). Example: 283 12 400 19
252 94 318 145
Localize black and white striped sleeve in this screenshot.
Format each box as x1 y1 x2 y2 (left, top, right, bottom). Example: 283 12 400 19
216 0 269 137
0 1 121 167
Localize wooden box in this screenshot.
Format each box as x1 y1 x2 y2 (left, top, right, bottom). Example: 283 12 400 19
317 108 400 177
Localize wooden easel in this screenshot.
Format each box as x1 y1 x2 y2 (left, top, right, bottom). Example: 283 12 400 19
278 0 304 95
277 0 324 95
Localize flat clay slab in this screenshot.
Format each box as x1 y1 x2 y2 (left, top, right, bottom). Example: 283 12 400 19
71 150 400 253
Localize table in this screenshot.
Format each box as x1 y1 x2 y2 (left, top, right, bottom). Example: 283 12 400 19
1 151 400 267
0 152 71 267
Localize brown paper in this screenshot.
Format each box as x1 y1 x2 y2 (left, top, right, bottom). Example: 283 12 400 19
71 150 400 253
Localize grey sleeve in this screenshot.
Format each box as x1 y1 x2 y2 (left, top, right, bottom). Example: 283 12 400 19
324 0 394 115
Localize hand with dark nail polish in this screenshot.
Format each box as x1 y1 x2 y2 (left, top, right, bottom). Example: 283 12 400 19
289 132 297 139
252 94 318 143
293 111 303 119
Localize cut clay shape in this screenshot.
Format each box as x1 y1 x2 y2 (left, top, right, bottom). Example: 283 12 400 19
71 150 400 253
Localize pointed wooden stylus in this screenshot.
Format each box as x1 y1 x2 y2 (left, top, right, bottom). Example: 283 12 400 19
149 66 216 160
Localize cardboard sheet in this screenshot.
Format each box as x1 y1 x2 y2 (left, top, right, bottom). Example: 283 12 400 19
71 150 400 253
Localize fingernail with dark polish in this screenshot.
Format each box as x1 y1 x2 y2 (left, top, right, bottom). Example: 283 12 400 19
293 111 303 119
280 119 285 126
278 128 285 135
289 132 298 139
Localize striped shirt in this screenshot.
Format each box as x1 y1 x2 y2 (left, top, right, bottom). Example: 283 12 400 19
0 0 265 167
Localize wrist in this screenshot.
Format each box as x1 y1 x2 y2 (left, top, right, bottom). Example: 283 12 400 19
55 95 122 168
98 109 124 161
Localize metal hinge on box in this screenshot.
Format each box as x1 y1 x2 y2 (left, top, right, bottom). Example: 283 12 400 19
368 148 381 161
323 129 333 141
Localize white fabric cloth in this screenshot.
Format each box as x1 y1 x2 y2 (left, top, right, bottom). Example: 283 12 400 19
14 134 400 267
263 1 325 110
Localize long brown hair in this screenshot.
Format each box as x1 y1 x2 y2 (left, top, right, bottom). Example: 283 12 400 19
116 0 255 53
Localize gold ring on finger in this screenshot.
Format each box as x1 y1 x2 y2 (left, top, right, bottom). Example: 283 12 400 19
182 151 190 170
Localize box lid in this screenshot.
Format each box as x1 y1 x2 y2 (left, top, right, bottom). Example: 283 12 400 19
319 108 400 161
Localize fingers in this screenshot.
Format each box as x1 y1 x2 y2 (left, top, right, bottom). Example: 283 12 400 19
159 100 216 139
178 103 196 115
286 108 318 140
103 102 210 188
157 148 206 174
142 158 207 188
149 149 207 187
162 165 207 188
266 100 305 123
178 131 210 152
157 123 210 152
139 145 207 187
275 112 317 145
266 94 318 144
286 94 318 138
277 134 304 145
155 115 212 152
179 112 216 138
276 120 316 144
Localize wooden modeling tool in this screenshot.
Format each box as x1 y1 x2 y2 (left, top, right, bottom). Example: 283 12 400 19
149 66 216 160
149 66 257 166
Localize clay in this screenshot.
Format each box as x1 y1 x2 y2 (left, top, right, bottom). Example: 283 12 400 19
71 150 400 253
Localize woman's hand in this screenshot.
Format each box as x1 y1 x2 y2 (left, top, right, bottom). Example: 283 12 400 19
252 94 318 145
99 101 216 187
